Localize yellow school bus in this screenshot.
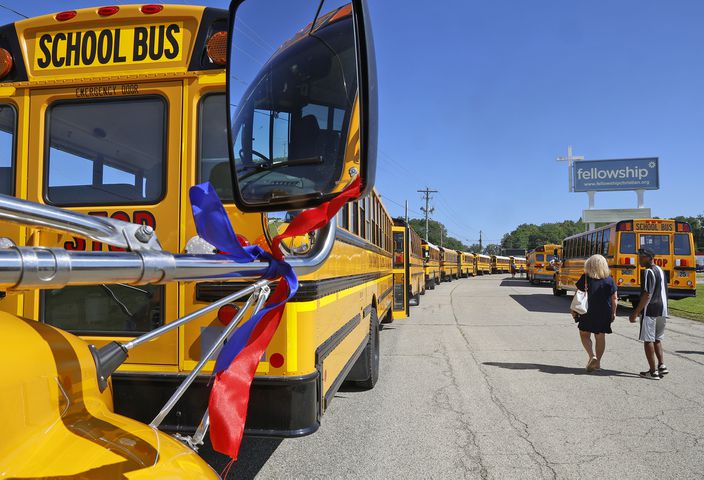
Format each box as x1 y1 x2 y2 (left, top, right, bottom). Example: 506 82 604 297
422 241 441 289
0 4 389 439
527 244 562 284
555 219 697 303
458 251 476 277
392 219 424 318
475 253 491 275
491 255 511 274
440 246 459 281
511 256 527 274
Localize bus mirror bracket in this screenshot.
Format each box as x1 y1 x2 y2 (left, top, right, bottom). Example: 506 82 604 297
89 341 128 392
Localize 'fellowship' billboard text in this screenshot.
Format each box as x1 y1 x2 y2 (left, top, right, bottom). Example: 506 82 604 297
573 158 659 192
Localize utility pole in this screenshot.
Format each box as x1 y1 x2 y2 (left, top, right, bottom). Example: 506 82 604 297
404 200 408 224
418 187 437 242
479 230 483 252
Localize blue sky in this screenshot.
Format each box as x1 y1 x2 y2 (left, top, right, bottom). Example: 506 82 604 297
1 0 702 245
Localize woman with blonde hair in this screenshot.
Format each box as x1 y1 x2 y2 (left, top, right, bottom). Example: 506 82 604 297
572 254 618 372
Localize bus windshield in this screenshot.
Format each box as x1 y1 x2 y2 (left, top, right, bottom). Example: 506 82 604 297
640 234 670 255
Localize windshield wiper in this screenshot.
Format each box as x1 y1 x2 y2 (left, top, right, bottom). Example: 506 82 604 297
239 156 323 181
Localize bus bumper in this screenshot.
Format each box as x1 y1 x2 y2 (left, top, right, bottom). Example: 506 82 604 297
112 371 320 438
533 273 553 281
669 288 697 299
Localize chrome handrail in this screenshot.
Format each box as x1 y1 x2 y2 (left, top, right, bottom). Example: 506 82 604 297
0 193 338 289
0 194 161 251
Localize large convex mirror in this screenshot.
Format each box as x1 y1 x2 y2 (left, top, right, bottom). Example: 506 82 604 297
227 0 374 212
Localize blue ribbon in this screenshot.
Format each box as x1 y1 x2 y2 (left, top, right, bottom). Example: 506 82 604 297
189 182 299 374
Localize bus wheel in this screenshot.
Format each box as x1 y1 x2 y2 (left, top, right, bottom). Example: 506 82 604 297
629 297 639 309
348 309 380 390
413 292 421 306
552 284 566 296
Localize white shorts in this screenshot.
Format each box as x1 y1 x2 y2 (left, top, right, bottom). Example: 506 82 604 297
639 315 666 342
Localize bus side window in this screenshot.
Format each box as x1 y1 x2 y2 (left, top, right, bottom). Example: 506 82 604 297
602 229 611 257
351 200 359 235
0 105 16 195
198 93 233 201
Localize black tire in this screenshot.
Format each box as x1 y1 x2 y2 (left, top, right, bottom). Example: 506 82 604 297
380 307 393 324
349 308 380 390
412 292 421 306
629 297 639 309
428 279 435 290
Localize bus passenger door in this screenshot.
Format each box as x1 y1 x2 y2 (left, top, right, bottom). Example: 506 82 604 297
392 228 408 319
23 82 183 368
0 92 25 316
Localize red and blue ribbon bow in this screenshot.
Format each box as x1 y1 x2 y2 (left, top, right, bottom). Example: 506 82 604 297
189 177 361 460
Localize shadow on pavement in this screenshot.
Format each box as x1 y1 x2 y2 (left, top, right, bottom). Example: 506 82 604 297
675 350 704 355
499 279 533 287
483 361 640 378
200 435 283 479
509 294 570 313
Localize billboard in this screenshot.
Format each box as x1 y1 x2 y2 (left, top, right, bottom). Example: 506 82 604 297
573 158 659 192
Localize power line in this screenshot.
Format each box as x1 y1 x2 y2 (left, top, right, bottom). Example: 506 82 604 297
0 3 27 18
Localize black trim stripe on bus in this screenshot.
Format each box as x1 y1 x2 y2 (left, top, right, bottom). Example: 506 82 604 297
323 338 367 409
316 313 362 365
196 272 389 303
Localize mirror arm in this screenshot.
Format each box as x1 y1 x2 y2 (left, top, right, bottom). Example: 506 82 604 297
0 218 337 290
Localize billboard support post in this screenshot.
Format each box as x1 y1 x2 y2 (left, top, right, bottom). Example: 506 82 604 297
637 189 645 209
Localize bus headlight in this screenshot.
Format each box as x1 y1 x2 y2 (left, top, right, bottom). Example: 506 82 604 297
687 281 693 287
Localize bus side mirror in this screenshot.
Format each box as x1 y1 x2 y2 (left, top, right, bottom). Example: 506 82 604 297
226 0 376 212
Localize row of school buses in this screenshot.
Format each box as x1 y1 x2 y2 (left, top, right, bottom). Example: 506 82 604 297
524 218 697 304
392 220 526 319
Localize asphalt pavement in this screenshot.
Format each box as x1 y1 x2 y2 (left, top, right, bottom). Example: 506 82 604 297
204 275 704 479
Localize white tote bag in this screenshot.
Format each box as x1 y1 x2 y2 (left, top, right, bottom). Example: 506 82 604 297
570 278 588 315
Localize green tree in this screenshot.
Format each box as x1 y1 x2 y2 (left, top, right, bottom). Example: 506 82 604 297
467 243 482 254
484 244 502 255
501 219 585 251
407 218 470 250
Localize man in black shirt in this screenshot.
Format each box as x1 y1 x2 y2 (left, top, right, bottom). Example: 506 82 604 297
629 247 669 380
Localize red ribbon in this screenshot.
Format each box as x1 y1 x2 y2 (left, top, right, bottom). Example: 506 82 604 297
208 176 361 460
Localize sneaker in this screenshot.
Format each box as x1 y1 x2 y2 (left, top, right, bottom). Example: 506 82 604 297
640 370 661 380
658 364 669 375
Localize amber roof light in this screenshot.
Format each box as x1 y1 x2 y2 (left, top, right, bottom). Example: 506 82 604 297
0 48 13 79
206 31 228 66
